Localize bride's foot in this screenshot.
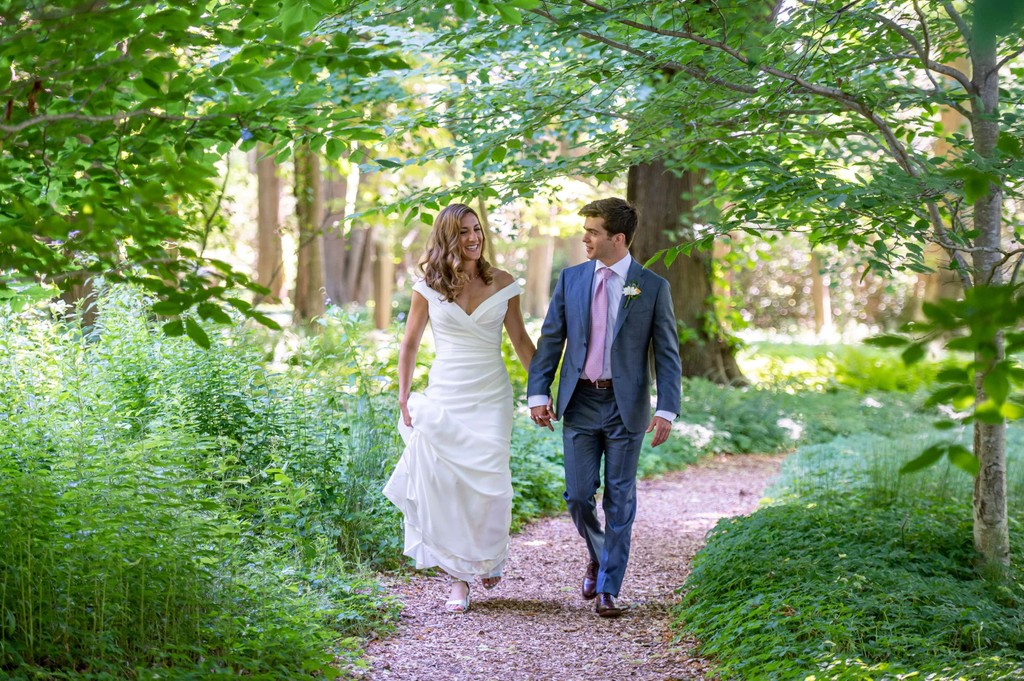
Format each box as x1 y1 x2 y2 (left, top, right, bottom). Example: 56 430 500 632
445 580 470 613
482 575 501 590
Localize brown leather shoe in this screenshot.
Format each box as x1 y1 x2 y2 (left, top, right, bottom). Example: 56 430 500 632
596 593 625 618
582 560 599 600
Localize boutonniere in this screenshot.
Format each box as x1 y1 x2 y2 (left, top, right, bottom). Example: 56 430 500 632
623 281 641 307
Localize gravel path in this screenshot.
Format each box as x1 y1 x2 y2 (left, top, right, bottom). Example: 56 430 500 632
359 453 783 681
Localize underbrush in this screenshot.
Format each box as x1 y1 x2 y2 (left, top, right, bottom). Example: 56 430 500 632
676 390 1024 680
0 289 402 679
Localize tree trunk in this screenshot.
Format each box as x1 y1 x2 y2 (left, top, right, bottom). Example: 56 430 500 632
970 31 1009 566
562 233 587 267
345 226 374 305
372 233 394 330
255 144 284 302
322 162 349 306
476 197 497 265
59 276 97 328
810 251 832 335
627 160 745 385
293 146 325 324
524 222 554 317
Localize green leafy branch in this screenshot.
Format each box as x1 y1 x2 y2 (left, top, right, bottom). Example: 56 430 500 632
868 284 1024 475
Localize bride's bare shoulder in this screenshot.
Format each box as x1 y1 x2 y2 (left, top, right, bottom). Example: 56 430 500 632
491 269 514 287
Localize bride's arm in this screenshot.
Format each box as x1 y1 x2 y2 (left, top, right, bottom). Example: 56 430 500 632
503 295 535 372
398 291 429 427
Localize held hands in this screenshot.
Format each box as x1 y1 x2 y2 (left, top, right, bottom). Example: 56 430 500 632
530 399 556 431
647 416 671 447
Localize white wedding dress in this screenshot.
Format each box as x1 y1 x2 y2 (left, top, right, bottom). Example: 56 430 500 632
383 279 522 581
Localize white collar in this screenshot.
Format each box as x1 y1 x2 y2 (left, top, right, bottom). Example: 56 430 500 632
596 254 632 280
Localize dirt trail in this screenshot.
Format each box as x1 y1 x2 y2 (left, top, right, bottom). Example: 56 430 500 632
359 454 783 681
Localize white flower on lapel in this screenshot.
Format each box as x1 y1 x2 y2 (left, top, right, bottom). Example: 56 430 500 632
623 281 641 307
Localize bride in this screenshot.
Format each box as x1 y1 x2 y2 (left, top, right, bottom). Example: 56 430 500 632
383 202 536 613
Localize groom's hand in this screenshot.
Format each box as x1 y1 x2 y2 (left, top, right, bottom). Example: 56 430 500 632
647 416 671 447
530 401 555 431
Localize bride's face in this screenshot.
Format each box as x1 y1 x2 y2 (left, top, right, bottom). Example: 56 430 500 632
458 213 484 263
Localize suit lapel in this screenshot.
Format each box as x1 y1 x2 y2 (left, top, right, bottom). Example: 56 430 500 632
612 260 645 340
578 262 596 331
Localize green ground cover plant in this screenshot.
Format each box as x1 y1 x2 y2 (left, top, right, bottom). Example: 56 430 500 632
675 347 1024 680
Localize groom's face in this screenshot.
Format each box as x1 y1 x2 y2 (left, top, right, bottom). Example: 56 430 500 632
582 216 621 264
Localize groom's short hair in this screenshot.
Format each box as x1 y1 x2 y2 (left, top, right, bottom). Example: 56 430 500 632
579 198 638 245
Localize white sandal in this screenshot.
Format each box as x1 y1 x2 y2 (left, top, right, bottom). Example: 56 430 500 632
445 581 470 613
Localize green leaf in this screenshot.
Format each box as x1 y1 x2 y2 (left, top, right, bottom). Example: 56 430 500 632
982 362 1011 404
901 342 926 365
452 0 475 19
997 133 1023 157
163 319 185 337
932 420 958 430
999 400 1024 420
975 398 1003 424
197 302 232 324
495 3 524 24
936 367 970 383
951 387 976 411
900 444 945 474
248 311 283 331
471 147 490 167
924 384 964 408
946 445 980 476
948 166 995 204
864 334 909 349
152 300 188 316
185 317 211 349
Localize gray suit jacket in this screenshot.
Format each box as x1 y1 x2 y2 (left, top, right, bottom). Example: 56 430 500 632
528 259 682 433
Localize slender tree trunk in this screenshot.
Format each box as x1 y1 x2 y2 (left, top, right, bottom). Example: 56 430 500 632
322 162 349 306
970 31 1009 566
563 233 587 267
525 221 554 317
293 146 325 324
255 144 284 301
627 160 745 384
476 197 497 265
345 226 374 305
372 233 394 330
810 251 832 335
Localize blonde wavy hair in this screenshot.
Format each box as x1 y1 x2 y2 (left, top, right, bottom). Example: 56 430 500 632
420 203 494 301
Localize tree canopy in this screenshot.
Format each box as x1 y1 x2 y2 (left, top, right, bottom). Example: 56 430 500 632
0 0 406 333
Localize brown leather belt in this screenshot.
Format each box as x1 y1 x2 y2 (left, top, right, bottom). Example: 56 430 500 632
578 378 613 390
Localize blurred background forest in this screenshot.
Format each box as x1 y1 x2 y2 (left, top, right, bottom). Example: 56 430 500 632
3 1 1024 679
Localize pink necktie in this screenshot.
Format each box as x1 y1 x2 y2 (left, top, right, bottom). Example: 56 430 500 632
584 268 613 381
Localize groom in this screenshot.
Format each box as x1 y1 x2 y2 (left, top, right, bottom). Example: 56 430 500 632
527 198 682 618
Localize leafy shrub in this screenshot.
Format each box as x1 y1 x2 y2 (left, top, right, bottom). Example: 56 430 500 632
508 416 565 531
679 378 793 453
0 289 401 678
740 341 961 394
